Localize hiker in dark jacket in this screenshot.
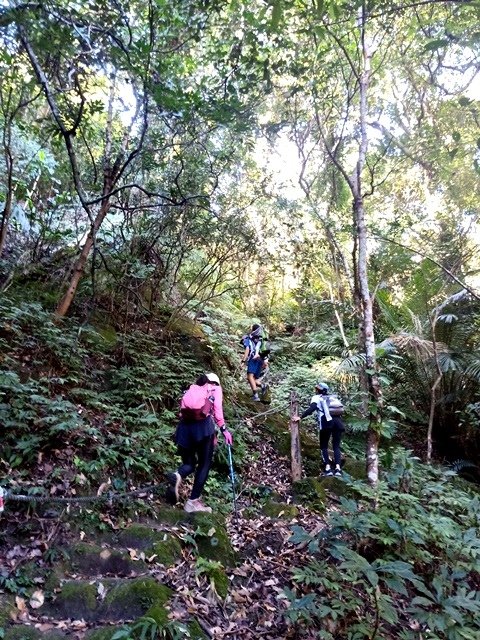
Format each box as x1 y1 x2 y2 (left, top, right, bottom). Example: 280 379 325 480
294 381 345 477
166 372 232 513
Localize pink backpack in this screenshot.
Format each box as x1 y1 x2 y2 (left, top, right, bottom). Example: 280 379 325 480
180 384 215 422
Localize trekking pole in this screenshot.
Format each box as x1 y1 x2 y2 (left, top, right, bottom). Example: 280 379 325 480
227 444 238 518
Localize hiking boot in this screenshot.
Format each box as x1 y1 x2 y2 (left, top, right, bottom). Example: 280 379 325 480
166 472 182 505
334 466 343 477
184 498 212 514
323 465 333 477
252 393 261 401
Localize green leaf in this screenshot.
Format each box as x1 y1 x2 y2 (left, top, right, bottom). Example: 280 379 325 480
424 38 449 51
270 0 283 31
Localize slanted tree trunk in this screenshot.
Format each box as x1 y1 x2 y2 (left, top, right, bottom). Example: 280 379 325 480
20 27 148 318
55 184 112 317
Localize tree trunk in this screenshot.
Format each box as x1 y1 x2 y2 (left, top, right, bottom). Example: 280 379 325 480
353 3 383 486
0 185 13 258
55 191 111 317
427 312 442 463
290 391 302 482
0 125 14 258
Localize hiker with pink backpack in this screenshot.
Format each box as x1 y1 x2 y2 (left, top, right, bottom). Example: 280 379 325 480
166 372 232 513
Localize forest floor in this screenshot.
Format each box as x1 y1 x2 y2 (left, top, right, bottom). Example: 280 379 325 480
166 422 325 639
1 411 329 639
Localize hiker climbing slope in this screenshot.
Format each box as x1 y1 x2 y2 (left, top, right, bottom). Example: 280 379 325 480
294 381 345 477
166 372 232 513
241 324 270 401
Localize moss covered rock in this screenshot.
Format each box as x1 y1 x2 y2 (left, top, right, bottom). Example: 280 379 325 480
191 514 236 567
292 478 327 512
85 628 124 640
5 627 42 640
115 524 161 549
102 577 171 622
168 316 206 339
144 602 169 626
321 475 361 498
343 459 367 480
0 595 15 626
4 626 66 640
188 619 208 640
70 542 146 576
155 506 191 526
52 580 98 622
262 501 299 519
151 535 182 566
115 523 177 549
209 565 229 599
111 524 181 566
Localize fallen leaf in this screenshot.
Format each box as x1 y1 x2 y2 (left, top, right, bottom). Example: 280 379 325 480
29 590 45 609
15 596 26 611
97 480 111 496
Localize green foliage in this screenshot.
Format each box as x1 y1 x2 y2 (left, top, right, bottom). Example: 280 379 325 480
111 617 191 640
285 450 480 639
0 297 210 487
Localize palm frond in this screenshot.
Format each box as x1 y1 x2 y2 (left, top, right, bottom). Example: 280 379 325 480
451 459 480 473
304 340 342 355
463 359 480 381
379 332 448 360
438 352 459 372
337 353 366 374
434 289 469 314
437 314 458 324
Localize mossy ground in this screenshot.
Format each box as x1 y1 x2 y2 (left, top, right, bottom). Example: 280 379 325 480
292 477 327 512
51 580 97 622
70 542 147 576
151 535 182 566
85 628 124 640
103 577 171 621
190 513 236 567
262 501 299 519
188 619 208 639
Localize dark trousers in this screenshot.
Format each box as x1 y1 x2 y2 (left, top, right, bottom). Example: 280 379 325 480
177 435 215 500
319 428 342 466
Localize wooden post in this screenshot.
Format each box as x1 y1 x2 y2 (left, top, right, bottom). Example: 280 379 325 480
290 390 302 481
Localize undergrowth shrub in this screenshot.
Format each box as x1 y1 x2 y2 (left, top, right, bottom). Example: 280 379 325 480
0 297 240 490
285 450 480 639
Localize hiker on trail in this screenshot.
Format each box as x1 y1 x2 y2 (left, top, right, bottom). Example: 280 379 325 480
293 381 345 477
241 324 270 402
166 372 233 513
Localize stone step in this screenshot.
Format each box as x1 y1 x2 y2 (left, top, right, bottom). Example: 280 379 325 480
43 576 171 624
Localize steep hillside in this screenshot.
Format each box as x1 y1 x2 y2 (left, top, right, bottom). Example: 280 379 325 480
1 299 480 640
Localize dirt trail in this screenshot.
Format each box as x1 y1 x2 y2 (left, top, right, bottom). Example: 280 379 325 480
1 416 326 639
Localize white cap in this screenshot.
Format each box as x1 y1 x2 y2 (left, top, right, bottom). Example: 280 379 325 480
206 372 220 385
